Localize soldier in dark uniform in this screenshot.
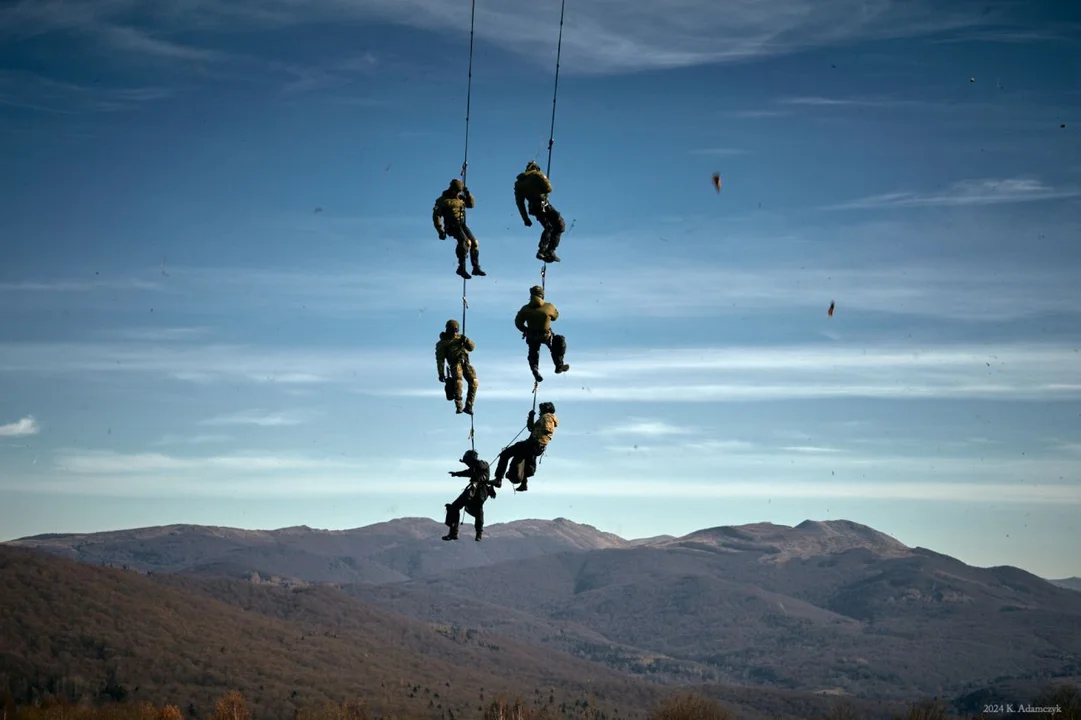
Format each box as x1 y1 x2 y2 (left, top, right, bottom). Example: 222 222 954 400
433 178 486 280
514 285 569 383
435 319 477 415
514 161 565 263
442 449 495 542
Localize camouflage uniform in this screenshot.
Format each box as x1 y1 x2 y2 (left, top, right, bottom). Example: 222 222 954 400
435 319 477 415
493 403 557 493
514 285 569 383
514 161 565 263
443 449 494 542
433 178 485 280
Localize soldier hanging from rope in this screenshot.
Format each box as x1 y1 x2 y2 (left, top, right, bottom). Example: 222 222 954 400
493 402 557 493
514 161 566 263
435 319 477 416
433 178 486 280
514 285 569 383
442 449 495 542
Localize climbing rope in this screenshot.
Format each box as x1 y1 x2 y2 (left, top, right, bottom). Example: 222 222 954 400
461 0 476 183
545 0 566 179
458 0 477 452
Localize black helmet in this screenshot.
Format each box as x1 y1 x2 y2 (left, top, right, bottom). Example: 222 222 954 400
445 319 459 333
460 449 480 465
539 401 555 414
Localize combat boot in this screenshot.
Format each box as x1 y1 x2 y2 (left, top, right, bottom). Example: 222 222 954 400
531 365 543 383
469 250 486 276
475 529 483 542
455 399 464 414
462 402 473 415
516 479 528 492
442 523 459 541
456 261 471 280
555 363 570 373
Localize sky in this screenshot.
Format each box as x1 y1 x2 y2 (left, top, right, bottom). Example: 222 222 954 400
1 0 1080 579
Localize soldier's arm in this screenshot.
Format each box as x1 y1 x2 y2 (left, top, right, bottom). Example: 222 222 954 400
514 182 529 222
432 201 444 234
435 340 446 378
449 469 470 477
526 410 536 431
514 308 528 334
549 304 559 322
462 190 475 209
461 336 476 352
540 173 553 194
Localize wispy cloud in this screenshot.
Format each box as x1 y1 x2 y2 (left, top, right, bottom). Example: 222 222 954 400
52 449 359 474
152 434 232 446
0 416 39 437
929 28 1079 44
724 109 792 119
778 95 918 108
113 327 210 342
829 178 1081 210
382 344 1081 403
0 277 160 292
599 419 696 437
199 410 316 427
0 0 1001 75
2 338 1080 403
538 479 1081 504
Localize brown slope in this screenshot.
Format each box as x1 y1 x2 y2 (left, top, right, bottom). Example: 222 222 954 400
0 545 667 720
402 539 1081 702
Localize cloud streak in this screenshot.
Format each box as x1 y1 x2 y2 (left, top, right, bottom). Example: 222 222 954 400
199 410 317 427
829 178 1081 210
0 0 1003 75
0 416 39 437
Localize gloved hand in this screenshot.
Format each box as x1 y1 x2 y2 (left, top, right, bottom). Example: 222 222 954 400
438 231 446 240
523 217 532 227
438 376 446 383
521 332 527 340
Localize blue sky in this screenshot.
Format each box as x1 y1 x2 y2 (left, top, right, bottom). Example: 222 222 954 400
1 0 1080 578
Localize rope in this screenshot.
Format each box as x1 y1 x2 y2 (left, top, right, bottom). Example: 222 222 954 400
458 0 477 452
545 0 566 179
461 0 476 183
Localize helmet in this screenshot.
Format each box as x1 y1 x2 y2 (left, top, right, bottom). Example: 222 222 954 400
526 161 541 171
449 178 464 192
460 449 480 465
539 401 555 414
529 285 544 297
445 319 459 333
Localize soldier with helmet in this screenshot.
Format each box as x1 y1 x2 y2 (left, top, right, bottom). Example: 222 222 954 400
435 318 477 416
432 177 486 279
514 160 565 263
442 449 495 542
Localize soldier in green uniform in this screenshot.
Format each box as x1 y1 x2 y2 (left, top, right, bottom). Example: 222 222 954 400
514 285 569 383
492 402 557 493
433 178 486 279
514 161 566 263
436 319 477 415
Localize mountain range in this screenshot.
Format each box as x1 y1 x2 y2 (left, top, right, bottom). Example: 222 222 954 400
5 517 1080 718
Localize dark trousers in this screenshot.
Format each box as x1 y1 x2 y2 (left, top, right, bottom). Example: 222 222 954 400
531 204 564 256
495 438 541 482
527 333 567 379
445 487 485 533
447 223 479 265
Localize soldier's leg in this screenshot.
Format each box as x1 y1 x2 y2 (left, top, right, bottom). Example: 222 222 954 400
471 501 484 540
543 209 565 262
495 439 529 482
462 362 477 415
551 333 569 373
451 230 471 279
527 339 543 382
464 226 485 276
442 494 466 541
450 362 464 413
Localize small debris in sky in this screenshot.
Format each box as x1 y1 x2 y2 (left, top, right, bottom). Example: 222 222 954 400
828 300 835 317
711 172 722 192
314 207 323 213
